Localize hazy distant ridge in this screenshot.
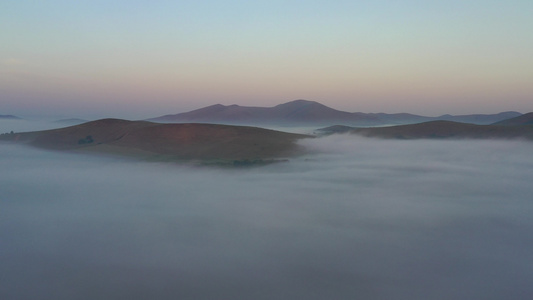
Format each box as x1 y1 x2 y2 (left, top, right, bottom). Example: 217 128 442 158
0 114 22 120
149 100 379 126
148 100 522 126
492 112 533 126
53 118 88 125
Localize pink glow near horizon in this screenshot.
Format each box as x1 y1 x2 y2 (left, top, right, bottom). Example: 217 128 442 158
1 1 532 119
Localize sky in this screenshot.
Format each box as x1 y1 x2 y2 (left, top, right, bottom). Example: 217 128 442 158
1 0 532 119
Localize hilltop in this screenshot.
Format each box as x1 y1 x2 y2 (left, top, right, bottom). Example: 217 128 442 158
0 119 311 165
318 120 533 141
492 112 533 126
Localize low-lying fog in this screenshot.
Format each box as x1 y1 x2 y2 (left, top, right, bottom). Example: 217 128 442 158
2 135 533 300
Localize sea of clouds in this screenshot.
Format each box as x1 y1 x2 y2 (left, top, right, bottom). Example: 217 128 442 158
1 130 533 300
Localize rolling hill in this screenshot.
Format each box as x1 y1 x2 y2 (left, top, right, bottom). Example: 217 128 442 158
0 119 311 164
318 120 533 141
432 111 522 124
492 112 533 126
148 100 521 126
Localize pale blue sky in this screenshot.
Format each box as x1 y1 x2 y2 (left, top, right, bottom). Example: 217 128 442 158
1 0 532 119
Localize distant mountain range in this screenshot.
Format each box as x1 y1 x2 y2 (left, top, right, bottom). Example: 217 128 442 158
493 112 533 126
53 118 89 125
317 113 533 141
0 114 21 120
0 119 309 164
148 99 522 126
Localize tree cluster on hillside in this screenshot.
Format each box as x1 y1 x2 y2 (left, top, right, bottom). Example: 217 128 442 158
78 135 94 144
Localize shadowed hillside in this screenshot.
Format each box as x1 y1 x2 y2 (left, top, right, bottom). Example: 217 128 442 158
318 121 533 141
353 121 533 140
0 119 311 163
492 112 533 126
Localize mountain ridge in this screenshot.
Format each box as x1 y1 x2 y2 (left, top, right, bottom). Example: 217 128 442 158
492 112 533 126
148 100 522 126
317 119 533 141
0 114 22 120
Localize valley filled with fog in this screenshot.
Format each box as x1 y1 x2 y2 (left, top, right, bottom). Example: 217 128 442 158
2 127 533 299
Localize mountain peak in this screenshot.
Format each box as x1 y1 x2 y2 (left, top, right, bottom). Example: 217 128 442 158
493 112 533 126
275 99 323 107
147 100 521 126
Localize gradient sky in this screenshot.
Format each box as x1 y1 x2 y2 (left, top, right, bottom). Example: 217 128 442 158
1 0 532 119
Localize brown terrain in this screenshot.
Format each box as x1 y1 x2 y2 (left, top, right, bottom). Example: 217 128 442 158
0 119 311 164
316 112 533 140
2 112 531 165
325 119 533 141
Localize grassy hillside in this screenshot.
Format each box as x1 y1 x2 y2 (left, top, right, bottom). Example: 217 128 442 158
350 121 533 140
0 119 311 164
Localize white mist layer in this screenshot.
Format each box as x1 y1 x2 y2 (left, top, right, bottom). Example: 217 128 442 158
1 136 533 300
